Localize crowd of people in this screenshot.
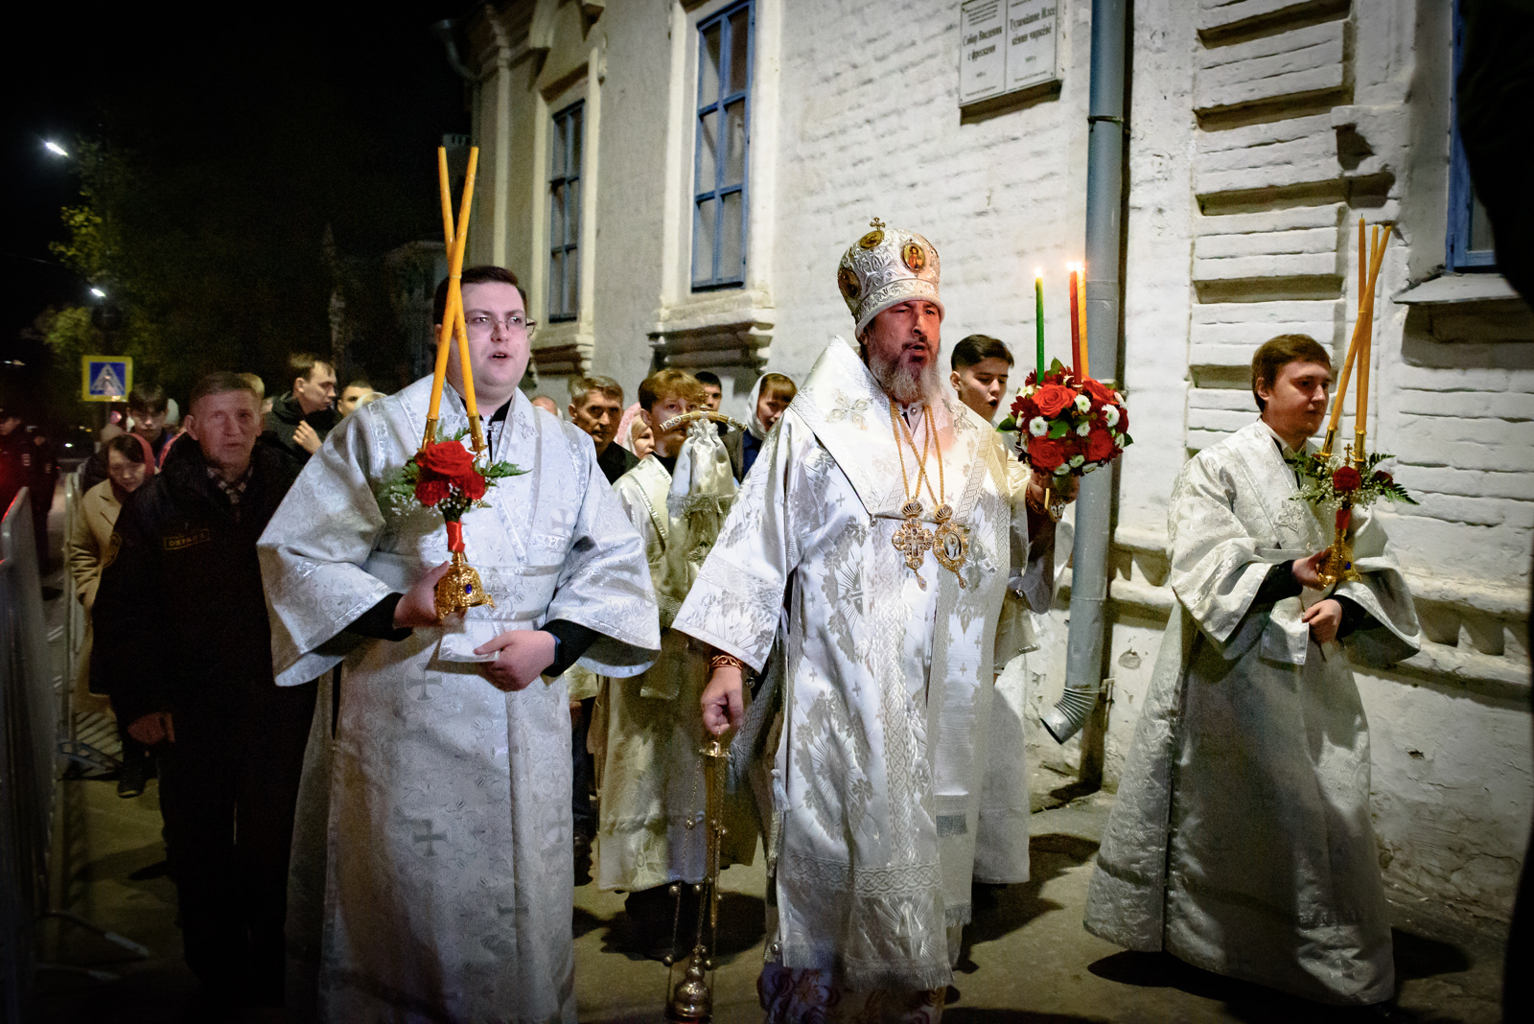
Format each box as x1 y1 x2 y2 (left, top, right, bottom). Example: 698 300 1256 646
12 221 1423 1023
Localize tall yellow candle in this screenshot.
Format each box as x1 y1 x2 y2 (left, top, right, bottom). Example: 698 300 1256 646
1357 217 1366 317
1076 262 1090 379
425 148 456 435
1356 226 1382 446
449 148 481 424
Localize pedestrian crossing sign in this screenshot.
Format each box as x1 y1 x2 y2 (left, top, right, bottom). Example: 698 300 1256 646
81 356 134 402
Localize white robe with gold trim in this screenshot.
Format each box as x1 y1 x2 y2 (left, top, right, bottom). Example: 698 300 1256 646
1083 419 1421 1005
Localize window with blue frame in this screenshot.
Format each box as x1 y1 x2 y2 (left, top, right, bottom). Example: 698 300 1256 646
549 101 583 321
692 1 753 291
1448 0 1496 271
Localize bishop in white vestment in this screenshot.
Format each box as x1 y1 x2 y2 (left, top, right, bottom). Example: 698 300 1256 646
1084 336 1421 1006
676 225 1060 1022
259 267 660 1024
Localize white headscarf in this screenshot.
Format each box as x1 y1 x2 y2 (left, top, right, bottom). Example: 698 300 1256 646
615 402 644 453
744 375 770 441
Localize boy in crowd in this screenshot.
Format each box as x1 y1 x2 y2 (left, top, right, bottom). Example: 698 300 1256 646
950 333 1013 423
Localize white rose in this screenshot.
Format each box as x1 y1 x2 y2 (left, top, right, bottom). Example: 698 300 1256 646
1104 406 1120 427
1075 422 1091 437
1074 394 1092 414
1029 417 1049 437
1114 391 1125 404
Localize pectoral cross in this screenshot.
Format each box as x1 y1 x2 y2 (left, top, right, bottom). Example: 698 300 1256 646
892 512 933 590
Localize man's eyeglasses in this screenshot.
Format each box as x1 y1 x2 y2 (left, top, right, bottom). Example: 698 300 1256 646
465 312 538 336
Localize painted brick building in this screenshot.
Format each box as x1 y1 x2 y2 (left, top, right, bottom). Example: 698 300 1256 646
452 0 1532 924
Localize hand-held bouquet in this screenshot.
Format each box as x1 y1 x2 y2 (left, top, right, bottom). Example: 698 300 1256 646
1286 447 1416 585
1000 359 1133 519
379 431 527 617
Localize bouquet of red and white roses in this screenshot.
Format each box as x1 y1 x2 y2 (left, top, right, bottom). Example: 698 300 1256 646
999 360 1133 479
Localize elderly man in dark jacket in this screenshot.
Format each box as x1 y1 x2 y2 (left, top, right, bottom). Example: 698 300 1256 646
94 371 313 1007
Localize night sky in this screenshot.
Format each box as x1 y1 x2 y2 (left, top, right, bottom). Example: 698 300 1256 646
1 3 470 415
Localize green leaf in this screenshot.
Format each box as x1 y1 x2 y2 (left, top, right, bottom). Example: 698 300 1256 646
1048 421 1069 439
996 417 1018 433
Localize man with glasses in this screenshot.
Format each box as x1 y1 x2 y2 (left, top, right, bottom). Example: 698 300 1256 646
260 265 658 1024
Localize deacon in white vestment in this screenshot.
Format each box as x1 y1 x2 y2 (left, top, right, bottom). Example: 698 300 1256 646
1084 335 1421 1006
259 266 660 1024
675 223 1062 1022
594 370 758 951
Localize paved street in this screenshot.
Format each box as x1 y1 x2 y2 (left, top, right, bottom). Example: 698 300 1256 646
35 777 1507 1023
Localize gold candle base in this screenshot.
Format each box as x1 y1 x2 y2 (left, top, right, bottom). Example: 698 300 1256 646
1315 527 1363 588
434 550 495 618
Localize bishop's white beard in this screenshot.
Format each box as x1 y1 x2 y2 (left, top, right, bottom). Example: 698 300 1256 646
868 348 943 407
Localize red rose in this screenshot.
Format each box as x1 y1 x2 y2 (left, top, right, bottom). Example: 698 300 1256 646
1028 438 1068 471
457 472 487 501
1082 379 1117 405
1332 466 1362 492
1034 384 1078 418
418 439 475 477
1085 428 1117 462
1373 470 1393 486
415 475 450 506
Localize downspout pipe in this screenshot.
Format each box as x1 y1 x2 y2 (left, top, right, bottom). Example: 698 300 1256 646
1043 0 1130 745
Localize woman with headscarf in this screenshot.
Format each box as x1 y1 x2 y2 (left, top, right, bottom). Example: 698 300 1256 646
67 432 157 797
723 372 796 481
616 401 655 458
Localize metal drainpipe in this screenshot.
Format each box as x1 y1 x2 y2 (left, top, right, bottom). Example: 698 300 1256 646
1042 0 1130 745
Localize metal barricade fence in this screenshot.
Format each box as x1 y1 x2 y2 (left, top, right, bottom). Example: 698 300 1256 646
1 489 57 1022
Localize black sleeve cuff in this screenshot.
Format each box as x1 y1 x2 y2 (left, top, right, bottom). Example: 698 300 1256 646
345 593 413 641
543 619 600 678
1254 560 1304 605
1334 595 1372 640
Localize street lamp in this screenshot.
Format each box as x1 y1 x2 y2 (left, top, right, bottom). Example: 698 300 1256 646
90 286 106 298
44 140 69 158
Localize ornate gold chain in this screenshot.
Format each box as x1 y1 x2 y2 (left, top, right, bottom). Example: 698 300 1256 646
893 402 969 588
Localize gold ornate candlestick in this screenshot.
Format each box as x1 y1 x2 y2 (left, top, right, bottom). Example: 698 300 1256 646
664 739 728 1024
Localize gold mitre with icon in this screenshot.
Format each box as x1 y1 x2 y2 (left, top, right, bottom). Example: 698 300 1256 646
837 218 944 333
